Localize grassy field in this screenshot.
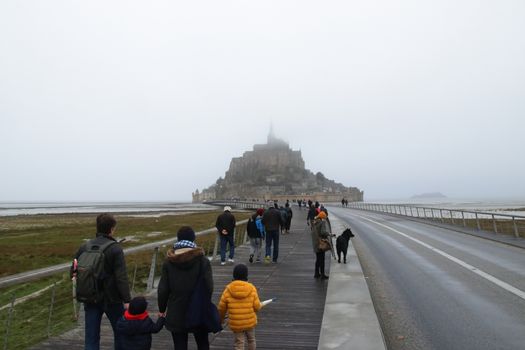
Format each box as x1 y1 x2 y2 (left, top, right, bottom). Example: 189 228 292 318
0 210 251 349
0 210 251 277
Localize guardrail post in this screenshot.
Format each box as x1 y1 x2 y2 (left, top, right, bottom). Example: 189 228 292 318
450 210 455 225
462 211 466 227
131 262 138 294
512 217 519 238
439 209 444 223
475 212 481 230
47 282 57 338
146 247 159 292
492 214 498 234
211 232 219 261
3 294 15 350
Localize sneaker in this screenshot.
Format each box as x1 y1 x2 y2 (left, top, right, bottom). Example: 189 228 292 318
255 258 261 263
228 258 235 263
249 255 254 263
220 261 226 266
272 260 277 264
264 256 271 264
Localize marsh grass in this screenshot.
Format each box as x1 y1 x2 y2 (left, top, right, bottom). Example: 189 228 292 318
0 210 250 349
0 211 251 276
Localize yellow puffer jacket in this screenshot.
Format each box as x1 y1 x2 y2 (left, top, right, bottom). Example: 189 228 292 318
218 280 262 332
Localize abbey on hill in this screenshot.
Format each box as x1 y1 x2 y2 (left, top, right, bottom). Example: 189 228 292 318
192 129 363 203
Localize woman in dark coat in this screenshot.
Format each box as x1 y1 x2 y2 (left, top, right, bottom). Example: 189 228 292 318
158 226 213 350
311 211 330 279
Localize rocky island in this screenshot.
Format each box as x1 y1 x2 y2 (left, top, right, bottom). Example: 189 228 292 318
192 129 363 203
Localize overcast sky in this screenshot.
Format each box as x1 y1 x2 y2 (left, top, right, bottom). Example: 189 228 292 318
1 1 524 202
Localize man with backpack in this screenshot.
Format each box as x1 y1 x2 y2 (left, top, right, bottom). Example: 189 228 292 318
72 213 131 350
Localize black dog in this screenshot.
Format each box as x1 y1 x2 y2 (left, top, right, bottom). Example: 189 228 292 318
336 228 355 264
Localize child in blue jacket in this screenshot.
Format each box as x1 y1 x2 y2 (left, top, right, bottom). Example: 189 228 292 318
116 296 165 350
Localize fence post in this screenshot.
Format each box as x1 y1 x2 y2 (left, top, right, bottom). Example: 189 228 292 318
439 209 444 223
462 211 466 227
475 212 481 230
244 225 249 245
146 247 159 292
512 217 519 238
3 294 16 350
450 210 455 225
211 232 219 261
47 282 57 338
492 214 498 234
131 262 138 294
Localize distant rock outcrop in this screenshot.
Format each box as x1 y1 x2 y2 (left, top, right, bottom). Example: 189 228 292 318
192 129 363 203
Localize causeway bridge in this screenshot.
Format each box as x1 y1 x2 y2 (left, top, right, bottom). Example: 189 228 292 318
2 202 525 349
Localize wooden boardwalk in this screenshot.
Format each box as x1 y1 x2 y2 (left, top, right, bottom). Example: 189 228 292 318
34 209 330 349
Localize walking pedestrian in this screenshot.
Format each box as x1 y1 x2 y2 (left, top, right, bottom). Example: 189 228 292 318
262 206 283 263
116 296 165 350
246 208 265 263
284 202 293 234
72 213 131 350
218 264 262 350
216 206 236 265
158 226 213 350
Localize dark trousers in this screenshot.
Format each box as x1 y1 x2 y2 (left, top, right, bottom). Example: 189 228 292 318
171 331 209 350
84 302 125 350
315 251 326 276
220 234 235 262
285 218 292 230
265 230 280 262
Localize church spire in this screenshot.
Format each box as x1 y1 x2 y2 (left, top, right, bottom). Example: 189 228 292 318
267 122 276 144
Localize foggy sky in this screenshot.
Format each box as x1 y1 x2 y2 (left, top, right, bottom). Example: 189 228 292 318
1 1 524 202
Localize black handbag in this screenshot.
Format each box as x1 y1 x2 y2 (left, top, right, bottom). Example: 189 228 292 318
185 259 223 333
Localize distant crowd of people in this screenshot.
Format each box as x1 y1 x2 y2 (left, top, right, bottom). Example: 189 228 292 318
72 199 332 350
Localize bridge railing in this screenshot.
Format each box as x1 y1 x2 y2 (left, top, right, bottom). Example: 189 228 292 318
347 202 524 238
0 219 249 350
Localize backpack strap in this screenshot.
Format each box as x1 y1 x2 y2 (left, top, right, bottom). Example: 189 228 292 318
86 238 117 253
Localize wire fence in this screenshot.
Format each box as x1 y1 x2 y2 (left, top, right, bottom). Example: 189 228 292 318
0 221 249 350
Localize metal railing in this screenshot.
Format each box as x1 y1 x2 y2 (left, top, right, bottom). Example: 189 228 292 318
347 202 524 238
0 220 250 350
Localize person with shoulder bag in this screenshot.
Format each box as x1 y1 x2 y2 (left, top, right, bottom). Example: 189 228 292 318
158 226 216 350
311 211 331 280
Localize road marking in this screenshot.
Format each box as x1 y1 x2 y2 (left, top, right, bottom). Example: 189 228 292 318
355 214 525 301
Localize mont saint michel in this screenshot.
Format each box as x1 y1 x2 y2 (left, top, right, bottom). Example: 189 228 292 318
192 130 363 203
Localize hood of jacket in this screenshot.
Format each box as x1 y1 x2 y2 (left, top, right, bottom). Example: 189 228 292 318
226 280 254 299
166 247 204 267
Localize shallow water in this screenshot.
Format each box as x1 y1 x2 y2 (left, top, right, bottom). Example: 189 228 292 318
0 202 216 216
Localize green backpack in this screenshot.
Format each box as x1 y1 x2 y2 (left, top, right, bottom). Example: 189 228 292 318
75 239 116 303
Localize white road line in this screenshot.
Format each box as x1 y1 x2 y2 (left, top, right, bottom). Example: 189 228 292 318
355 213 525 301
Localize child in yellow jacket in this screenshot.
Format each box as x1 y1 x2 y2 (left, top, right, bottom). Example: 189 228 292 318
218 264 262 350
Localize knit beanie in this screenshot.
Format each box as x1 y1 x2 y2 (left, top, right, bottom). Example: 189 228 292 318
129 296 147 315
256 208 264 216
317 211 327 219
233 264 248 281
177 226 196 242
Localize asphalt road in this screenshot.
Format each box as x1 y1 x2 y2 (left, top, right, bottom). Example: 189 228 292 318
329 206 525 350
